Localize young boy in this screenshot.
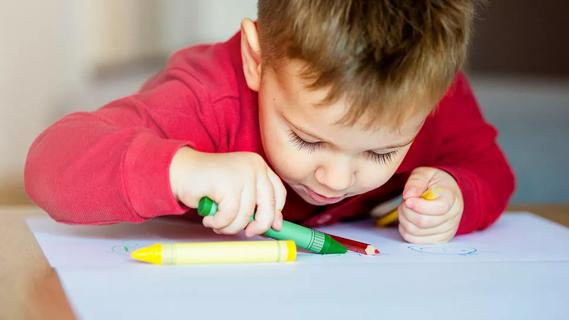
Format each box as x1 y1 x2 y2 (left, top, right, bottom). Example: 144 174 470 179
25 0 514 244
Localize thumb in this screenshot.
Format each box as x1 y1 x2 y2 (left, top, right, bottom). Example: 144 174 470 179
403 167 436 200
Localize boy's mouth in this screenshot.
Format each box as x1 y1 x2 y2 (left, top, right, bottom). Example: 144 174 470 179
299 185 346 205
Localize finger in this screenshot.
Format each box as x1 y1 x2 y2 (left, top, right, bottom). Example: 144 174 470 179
398 224 454 244
272 210 283 230
398 210 457 237
202 216 213 228
267 169 286 211
403 167 435 199
267 169 286 230
218 184 256 235
246 171 275 237
405 188 454 216
399 203 448 229
202 193 240 229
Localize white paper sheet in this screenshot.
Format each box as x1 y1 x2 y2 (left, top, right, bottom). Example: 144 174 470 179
27 212 569 268
26 212 569 320
57 261 569 320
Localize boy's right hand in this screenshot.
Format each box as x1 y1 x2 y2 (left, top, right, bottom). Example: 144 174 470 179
169 147 286 237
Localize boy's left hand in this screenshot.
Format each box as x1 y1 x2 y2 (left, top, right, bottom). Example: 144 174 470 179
398 167 464 244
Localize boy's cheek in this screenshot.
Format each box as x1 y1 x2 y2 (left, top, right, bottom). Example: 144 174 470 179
356 162 400 193
266 144 313 182
356 148 408 193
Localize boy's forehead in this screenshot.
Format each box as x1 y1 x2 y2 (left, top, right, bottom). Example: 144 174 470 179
274 61 344 117
273 59 318 98
270 59 425 149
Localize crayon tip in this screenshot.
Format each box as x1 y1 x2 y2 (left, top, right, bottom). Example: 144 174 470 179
321 234 348 254
131 244 162 264
376 209 399 227
422 188 440 200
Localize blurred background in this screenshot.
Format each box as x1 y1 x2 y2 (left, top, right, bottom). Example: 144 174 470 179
1 0 568 206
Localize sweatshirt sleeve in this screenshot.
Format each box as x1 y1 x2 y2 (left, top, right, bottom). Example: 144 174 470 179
25 77 223 224
432 73 516 235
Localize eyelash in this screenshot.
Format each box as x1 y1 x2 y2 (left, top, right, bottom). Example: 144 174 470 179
288 130 398 165
363 150 397 165
288 130 321 153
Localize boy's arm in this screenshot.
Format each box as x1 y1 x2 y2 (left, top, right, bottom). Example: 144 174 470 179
25 79 225 224
432 73 516 235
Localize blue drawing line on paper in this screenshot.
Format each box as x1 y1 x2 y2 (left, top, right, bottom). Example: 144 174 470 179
408 245 478 256
111 243 143 256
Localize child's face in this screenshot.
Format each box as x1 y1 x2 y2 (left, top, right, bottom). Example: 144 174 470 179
258 60 426 205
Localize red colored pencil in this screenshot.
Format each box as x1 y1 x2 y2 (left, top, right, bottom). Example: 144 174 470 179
328 234 379 255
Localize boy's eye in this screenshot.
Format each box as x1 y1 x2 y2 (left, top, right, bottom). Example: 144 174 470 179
288 130 322 153
365 150 397 165
288 129 398 165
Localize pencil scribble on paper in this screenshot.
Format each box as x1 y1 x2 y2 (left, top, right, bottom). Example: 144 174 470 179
408 245 478 256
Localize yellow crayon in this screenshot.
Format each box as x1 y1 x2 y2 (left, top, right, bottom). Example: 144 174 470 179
131 240 296 265
375 188 441 227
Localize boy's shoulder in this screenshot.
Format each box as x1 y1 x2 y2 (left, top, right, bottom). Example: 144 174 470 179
142 32 245 103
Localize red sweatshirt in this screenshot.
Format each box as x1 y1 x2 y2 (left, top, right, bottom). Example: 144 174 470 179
24 33 515 235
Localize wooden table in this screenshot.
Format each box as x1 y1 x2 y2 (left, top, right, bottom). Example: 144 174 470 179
1 205 568 319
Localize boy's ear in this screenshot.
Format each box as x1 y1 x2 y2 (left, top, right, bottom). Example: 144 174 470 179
240 18 262 92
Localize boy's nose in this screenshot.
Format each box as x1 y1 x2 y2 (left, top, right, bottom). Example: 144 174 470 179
314 161 355 193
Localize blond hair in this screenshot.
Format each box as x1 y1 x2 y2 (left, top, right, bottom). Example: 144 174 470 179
257 0 475 128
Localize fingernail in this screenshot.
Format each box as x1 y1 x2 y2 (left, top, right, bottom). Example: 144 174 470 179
404 188 416 198
406 199 414 209
274 220 282 230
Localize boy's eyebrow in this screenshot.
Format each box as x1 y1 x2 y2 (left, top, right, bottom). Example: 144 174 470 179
287 118 414 151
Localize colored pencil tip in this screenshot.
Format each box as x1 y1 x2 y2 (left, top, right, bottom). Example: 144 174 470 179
365 245 380 256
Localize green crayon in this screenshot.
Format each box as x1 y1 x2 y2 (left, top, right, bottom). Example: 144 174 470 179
197 197 347 255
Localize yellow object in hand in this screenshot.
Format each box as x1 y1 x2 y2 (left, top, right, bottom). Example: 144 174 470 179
131 240 296 265
375 188 441 227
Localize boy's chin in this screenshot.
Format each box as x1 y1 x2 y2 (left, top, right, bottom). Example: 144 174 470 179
299 194 328 206
294 186 348 206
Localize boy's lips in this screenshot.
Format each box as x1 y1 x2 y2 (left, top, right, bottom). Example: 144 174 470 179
300 185 346 205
